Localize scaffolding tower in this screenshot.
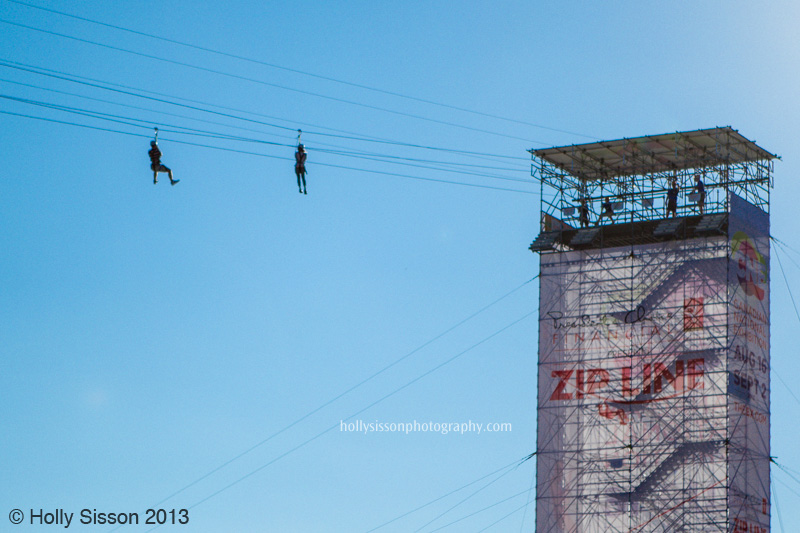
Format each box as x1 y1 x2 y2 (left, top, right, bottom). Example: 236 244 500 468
529 127 775 532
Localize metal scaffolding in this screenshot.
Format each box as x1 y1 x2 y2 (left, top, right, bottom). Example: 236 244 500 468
530 126 774 229
530 128 774 532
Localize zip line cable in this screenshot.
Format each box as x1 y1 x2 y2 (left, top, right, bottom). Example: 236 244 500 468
328 150 526 171
0 109 149 139
2 67 527 174
303 159 538 194
0 108 534 193
299 127 527 161
0 93 285 144
137 307 539 532
5 58 497 163
0 18 547 144
2 74 527 173
305 146 528 173
123 277 538 512
301 128 530 167
0 59 395 144
0 60 299 133
4 0 599 141
0 77 302 144
150 137 541 194
0 108 538 194
0 59 530 164
156 136 539 194
5 91 532 182
0 60 530 164
310 147 533 184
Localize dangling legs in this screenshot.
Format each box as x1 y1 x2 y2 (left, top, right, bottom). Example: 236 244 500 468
153 164 178 185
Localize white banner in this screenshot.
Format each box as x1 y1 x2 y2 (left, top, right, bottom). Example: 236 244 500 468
537 231 738 531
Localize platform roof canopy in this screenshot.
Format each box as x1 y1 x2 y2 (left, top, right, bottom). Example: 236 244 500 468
531 126 777 182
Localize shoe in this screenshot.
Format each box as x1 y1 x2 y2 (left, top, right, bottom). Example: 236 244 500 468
171 180 180 186
303 190 307 195
299 189 303 193
154 179 158 185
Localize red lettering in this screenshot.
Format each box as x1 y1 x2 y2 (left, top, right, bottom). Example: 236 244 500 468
733 518 766 533
687 358 704 389
550 361 705 403
550 370 573 401
653 361 684 393
622 367 638 397
585 369 609 394
684 297 705 330
642 364 652 394
598 402 627 425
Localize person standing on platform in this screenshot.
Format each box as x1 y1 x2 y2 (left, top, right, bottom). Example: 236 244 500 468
666 178 679 217
579 198 591 228
596 197 614 225
692 174 706 214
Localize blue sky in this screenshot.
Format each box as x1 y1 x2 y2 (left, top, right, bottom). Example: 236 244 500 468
2 1 799 531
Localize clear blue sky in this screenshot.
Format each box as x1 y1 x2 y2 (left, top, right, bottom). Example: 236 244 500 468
1 1 799 531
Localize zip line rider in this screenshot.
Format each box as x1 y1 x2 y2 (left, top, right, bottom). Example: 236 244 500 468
295 133 308 195
149 129 178 186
